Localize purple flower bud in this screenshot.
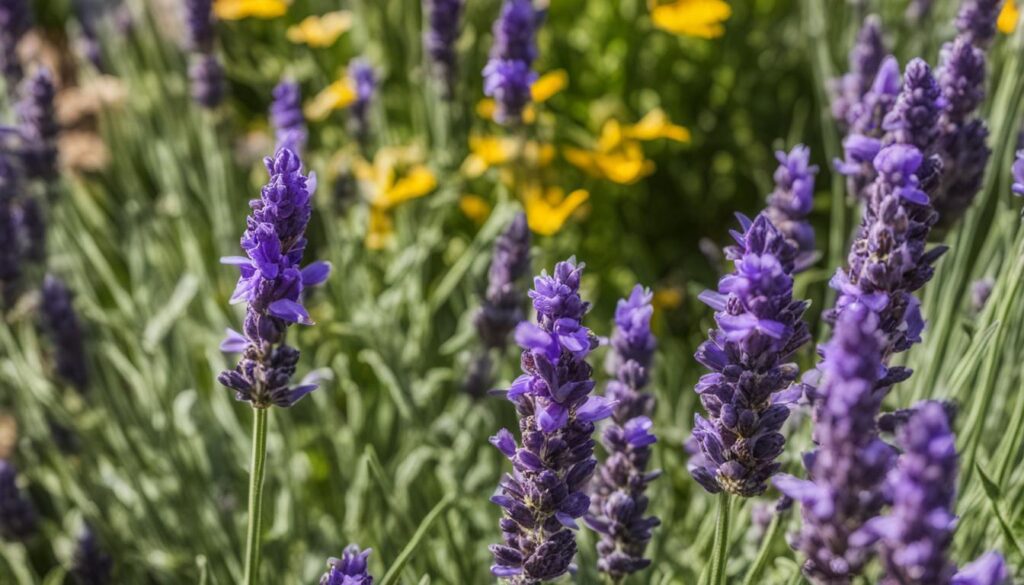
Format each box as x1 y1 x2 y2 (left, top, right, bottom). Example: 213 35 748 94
189 54 225 109
970 277 994 313
71 525 113 585
831 15 886 127
0 158 23 306
767 145 818 272
320 545 373 585
184 0 215 53
0 460 37 541
690 214 811 497
423 0 464 99
483 0 539 125
17 68 60 182
0 0 31 88
41 275 90 392
955 0 1002 47
270 80 307 156
1013 149 1024 197
348 59 376 144
883 58 944 152
953 552 1010 585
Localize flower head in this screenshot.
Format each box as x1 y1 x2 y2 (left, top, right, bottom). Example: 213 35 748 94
41 275 89 393
185 0 216 52
831 15 887 126
0 0 31 87
650 0 732 39
1013 149 1024 196
474 212 532 349
348 58 376 143
286 11 352 47
690 213 811 497
882 58 944 152
320 546 373 585
71 525 113 585
483 0 539 125
766 144 818 272
18 68 60 182
189 53 225 109
424 0 464 98
0 459 37 541
213 0 286 20
956 0 1003 47
270 80 307 156
0 158 23 306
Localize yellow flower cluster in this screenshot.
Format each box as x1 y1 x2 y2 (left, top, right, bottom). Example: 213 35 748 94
476 70 569 125
650 0 732 39
999 0 1020 34
564 109 690 185
355 148 438 250
214 0 287 20
287 11 353 47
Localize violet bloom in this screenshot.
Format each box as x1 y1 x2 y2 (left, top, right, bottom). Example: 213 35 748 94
41 275 90 393
489 258 614 583
882 58 944 153
0 158 22 306
952 552 1010 585
71 525 113 585
467 212 531 397
690 214 811 497
189 54 225 109
0 0 31 89
835 56 901 200
423 0 464 99
955 0 1002 47
270 80 307 156
17 68 59 183
766 145 818 272
483 0 539 125
217 149 331 408
185 0 215 53
906 0 934 23
586 285 661 580
774 305 896 584
1013 150 1024 196
348 59 376 145
320 546 373 585
0 460 37 541
831 15 886 128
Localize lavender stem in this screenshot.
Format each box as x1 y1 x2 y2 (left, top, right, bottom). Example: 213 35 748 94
243 407 269 585
710 492 731 585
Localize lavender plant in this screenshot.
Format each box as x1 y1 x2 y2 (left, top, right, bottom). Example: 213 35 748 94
40 274 89 393
488 258 614 583
0 0 30 91
320 546 373 585
483 0 539 125
18 67 59 184
0 459 37 541
766 144 818 271
0 157 21 307
424 0 464 99
1013 149 1024 196
349 59 376 146
270 80 307 156
184 0 223 108
830 15 886 129
585 285 660 581
70 525 113 585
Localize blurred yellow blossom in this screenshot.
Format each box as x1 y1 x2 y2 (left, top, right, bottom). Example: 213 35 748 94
459 195 492 225
652 286 684 312
522 184 590 236
476 70 568 124
564 141 655 185
305 78 356 121
214 0 287 20
287 11 352 47
651 0 731 39
356 147 437 248
366 208 394 250
462 136 555 178
999 0 1019 33
625 108 691 143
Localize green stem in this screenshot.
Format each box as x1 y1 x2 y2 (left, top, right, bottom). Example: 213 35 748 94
742 513 783 585
243 407 269 585
710 492 732 585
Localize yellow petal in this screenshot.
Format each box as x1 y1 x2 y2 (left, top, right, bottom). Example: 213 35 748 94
999 0 1019 33
651 0 732 39
626 108 691 142
523 186 590 236
652 287 684 311
476 99 497 120
531 70 568 103
524 141 556 168
594 143 655 185
305 79 356 121
286 11 353 47
463 135 513 176
214 0 287 20
365 208 393 250
597 119 625 152
563 147 601 177
379 166 437 208
459 195 492 225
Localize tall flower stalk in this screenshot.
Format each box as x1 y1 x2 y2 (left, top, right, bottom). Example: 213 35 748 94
270 80 307 156
320 546 373 584
585 285 660 581
423 0 464 99
0 459 37 541
766 145 818 272
483 0 539 125
217 148 330 584
0 0 30 91
488 258 614 583
184 0 224 108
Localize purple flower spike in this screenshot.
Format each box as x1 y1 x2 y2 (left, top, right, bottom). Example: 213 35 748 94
320 545 373 585
217 149 330 409
767 144 818 272
270 80 307 156
1013 150 1024 197
883 58 944 152
0 158 23 306
586 285 660 580
953 552 1010 585
955 0 1002 48
41 275 90 393
183 0 224 109
775 305 895 583
17 68 60 182
483 0 539 125
490 258 606 583
348 58 376 144
185 0 215 53
831 15 887 128
71 525 113 585
690 214 811 497
0 0 31 89
424 0 464 99
0 460 37 541
836 56 902 200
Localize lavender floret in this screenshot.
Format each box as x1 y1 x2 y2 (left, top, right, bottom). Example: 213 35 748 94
836 56 901 200
217 149 331 409
189 54 225 109
831 15 886 127
424 0 464 99
184 0 215 52
955 0 1002 47
489 258 613 583
41 275 90 392
953 552 1010 585
766 145 818 272
1013 149 1024 196
270 80 307 156
690 213 811 497
970 277 994 313
17 68 59 182
348 59 376 145
0 460 37 541
320 546 373 585
0 0 30 89
585 285 660 580
483 0 539 125
71 525 113 585
0 158 22 306
882 58 944 152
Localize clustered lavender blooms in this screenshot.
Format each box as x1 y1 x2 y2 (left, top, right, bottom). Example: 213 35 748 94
0 0 31 90
270 80 307 156
953 553 1011 585
883 59 944 153
483 0 539 125
690 214 811 497
775 305 896 583
71 525 113 585
0 459 37 541
217 149 331 408
0 158 22 306
18 67 60 183
423 0 464 99
1013 150 1024 196
766 145 818 272
489 259 614 583
320 546 373 585
467 212 531 397
41 274 90 393
585 285 661 580
835 56 901 201
955 0 1002 47
348 59 376 145
830 15 886 129
184 0 224 108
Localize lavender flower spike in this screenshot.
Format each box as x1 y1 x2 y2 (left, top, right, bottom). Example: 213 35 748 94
835 56 901 200
189 54 225 109
955 0 1003 47
348 59 376 145
0 459 37 541
690 213 811 497
71 525 113 585
766 145 818 272
217 148 331 408
831 15 886 127
882 58 944 153
18 67 60 182
185 0 215 53
1013 149 1024 196
424 0 464 99
41 275 90 393
0 0 31 89
586 285 661 580
953 552 1010 585
483 0 539 125
270 80 307 156
320 546 373 585
774 305 895 584
489 258 613 583
0 158 22 306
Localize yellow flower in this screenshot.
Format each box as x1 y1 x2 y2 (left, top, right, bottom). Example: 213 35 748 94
652 286 684 312
287 11 352 47
564 141 656 185
459 195 492 225
305 78 357 121
462 136 555 177
214 0 287 20
356 148 437 248
999 0 1019 33
475 70 568 124
522 184 590 236
651 0 732 39
365 207 393 250
625 109 691 143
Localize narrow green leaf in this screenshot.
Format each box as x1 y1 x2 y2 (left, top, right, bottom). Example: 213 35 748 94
378 494 456 585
